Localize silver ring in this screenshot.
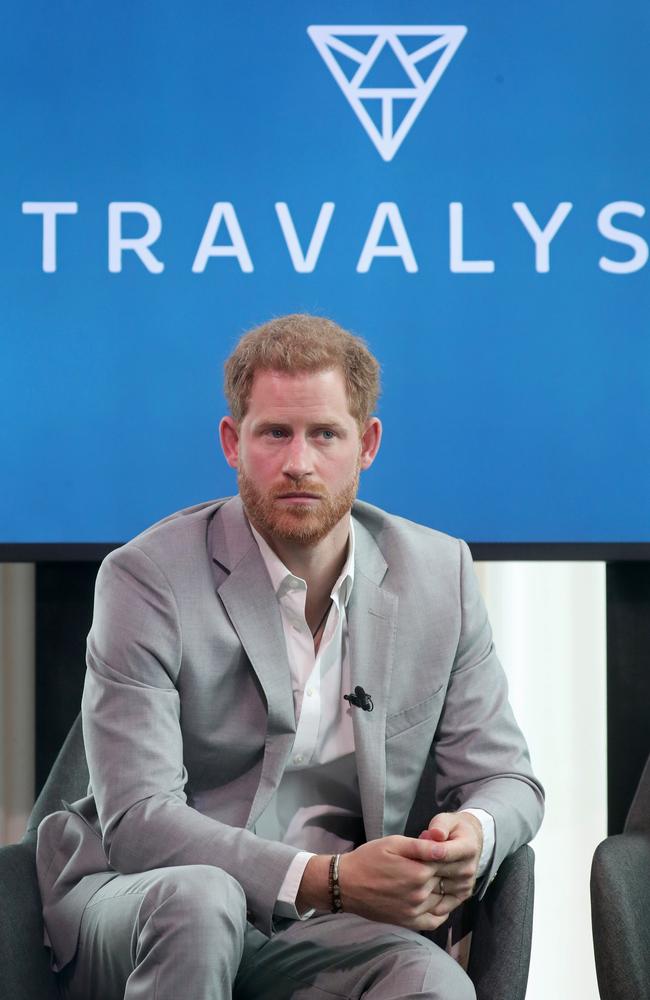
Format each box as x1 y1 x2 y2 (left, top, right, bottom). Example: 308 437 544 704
439 877 445 897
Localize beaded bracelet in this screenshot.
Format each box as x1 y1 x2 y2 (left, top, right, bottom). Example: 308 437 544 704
328 853 343 913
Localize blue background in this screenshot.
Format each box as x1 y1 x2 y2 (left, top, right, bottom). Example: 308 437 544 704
1 1 649 543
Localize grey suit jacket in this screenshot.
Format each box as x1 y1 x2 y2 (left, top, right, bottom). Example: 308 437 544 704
36 496 544 971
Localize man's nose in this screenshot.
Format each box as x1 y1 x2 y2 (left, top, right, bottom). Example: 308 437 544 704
282 436 313 479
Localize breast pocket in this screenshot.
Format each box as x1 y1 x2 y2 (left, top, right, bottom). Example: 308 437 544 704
385 682 446 740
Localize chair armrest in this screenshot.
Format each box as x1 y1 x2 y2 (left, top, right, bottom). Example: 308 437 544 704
0 839 60 999
591 833 650 1000
468 844 535 1000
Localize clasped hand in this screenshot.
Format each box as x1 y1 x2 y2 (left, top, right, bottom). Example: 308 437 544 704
337 811 483 932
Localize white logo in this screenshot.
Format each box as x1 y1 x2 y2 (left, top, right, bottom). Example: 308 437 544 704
307 25 467 161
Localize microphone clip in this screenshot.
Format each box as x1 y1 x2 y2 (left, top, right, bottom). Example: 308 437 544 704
344 686 374 712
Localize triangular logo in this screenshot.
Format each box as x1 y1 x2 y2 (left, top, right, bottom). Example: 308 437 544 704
308 25 468 162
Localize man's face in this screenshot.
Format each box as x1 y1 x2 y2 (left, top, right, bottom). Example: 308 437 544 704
220 368 381 546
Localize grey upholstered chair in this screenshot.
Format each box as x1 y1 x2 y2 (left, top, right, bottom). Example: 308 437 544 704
0 717 87 1000
0 715 536 1000
591 755 650 1000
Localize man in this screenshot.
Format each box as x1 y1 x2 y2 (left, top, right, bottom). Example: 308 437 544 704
37 314 544 1000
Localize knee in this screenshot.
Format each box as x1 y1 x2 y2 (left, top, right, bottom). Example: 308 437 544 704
173 864 246 912
393 940 476 1000
144 865 247 937
429 957 476 1000
449 969 476 1000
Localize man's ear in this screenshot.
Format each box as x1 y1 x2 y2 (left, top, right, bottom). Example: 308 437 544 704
219 416 240 469
359 417 382 470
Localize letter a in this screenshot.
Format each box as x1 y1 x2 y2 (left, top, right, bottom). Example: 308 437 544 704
357 203 418 273
192 203 253 273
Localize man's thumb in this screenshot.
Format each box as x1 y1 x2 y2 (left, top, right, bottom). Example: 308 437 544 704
395 836 444 862
424 813 454 841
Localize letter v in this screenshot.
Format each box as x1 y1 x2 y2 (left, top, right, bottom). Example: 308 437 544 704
275 202 335 273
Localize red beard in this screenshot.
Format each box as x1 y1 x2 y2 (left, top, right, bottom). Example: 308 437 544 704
238 466 359 546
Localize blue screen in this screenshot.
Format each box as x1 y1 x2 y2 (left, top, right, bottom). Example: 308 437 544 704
1 1 649 544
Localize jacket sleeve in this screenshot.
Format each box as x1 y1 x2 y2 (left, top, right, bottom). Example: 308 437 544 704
431 539 545 889
83 542 299 937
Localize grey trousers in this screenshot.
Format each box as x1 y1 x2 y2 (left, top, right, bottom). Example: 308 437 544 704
57 865 476 1000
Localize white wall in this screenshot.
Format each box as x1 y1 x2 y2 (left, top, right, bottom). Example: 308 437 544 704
476 561 607 1000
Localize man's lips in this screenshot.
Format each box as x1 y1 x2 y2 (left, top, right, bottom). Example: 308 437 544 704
275 491 322 502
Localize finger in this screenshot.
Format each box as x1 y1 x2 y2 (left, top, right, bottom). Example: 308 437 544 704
419 829 450 861
390 835 452 865
408 910 450 933
420 861 473 889
426 892 464 918
430 859 478 880
421 826 447 844
409 886 462 921
426 813 455 842
404 872 465 917
433 840 478 864
420 870 475 908
420 874 441 898
433 875 476 899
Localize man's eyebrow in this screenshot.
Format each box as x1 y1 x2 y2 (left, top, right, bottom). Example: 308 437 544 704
309 420 349 432
254 419 349 433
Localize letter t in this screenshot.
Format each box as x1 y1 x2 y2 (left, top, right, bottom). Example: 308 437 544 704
22 202 79 272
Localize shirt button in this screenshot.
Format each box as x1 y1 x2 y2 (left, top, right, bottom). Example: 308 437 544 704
306 687 313 697
294 754 303 765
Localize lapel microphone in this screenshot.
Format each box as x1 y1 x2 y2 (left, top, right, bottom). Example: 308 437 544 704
344 686 374 712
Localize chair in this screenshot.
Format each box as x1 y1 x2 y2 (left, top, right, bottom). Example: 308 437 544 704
0 715 536 1000
0 716 88 1000
591 755 650 1000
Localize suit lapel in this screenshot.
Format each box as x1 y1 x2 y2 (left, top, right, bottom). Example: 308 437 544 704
207 498 398 841
208 498 296 824
348 517 398 842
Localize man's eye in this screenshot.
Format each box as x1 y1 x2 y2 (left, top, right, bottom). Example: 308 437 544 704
319 429 336 440
267 428 287 439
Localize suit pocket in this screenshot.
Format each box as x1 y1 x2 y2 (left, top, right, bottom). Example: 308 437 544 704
385 682 446 740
